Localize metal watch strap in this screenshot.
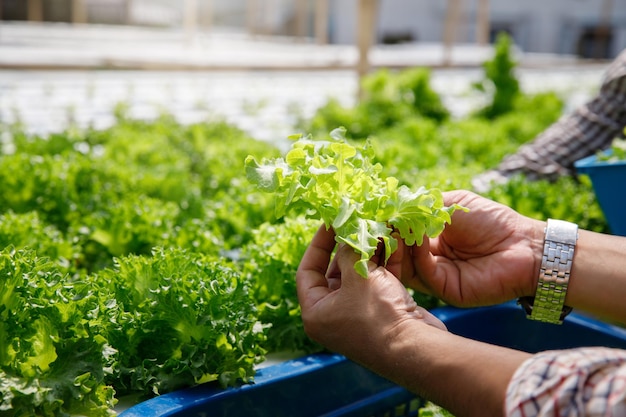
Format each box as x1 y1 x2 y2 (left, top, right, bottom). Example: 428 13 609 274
519 219 578 324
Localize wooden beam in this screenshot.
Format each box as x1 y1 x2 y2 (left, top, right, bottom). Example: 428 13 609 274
315 0 329 44
442 0 462 66
71 0 87 24
184 0 198 34
476 0 489 45
593 0 614 59
356 0 378 99
27 0 44 22
203 0 213 31
356 0 378 74
247 0 257 36
125 0 133 25
600 0 613 25
295 0 308 38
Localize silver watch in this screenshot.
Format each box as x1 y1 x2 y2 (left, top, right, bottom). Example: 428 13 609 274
519 219 578 324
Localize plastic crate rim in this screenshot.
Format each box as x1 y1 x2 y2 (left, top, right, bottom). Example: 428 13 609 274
574 152 626 172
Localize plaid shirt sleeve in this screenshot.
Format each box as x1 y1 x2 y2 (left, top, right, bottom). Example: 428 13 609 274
506 347 626 417
473 49 626 191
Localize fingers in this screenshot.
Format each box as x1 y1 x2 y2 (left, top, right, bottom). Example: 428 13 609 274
406 241 439 295
298 224 437 303
296 224 336 308
385 233 435 295
333 243 364 288
386 233 405 279
442 189 474 206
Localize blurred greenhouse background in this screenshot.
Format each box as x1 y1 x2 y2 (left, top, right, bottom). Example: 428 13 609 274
1 0 625 141
2 1 626 415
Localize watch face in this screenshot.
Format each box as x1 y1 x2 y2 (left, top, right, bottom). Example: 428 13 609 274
546 219 579 245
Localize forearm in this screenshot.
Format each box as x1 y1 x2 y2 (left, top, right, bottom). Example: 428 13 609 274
366 321 530 417
566 229 626 323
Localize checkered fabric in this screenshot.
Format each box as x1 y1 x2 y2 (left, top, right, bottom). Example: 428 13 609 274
473 48 626 192
506 347 626 417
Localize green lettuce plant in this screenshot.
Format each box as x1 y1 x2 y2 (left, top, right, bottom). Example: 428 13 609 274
245 128 466 277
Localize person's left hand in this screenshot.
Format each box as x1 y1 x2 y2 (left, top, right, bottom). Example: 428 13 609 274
296 225 446 368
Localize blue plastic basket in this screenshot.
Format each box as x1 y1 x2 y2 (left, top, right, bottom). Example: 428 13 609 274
120 302 626 417
119 354 422 417
575 153 626 236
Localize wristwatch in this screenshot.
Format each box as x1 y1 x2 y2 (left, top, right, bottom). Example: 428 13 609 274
519 219 578 324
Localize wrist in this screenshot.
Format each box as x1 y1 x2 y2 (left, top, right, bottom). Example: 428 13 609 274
352 316 434 372
523 218 548 297
380 318 528 417
378 319 443 382
566 230 626 321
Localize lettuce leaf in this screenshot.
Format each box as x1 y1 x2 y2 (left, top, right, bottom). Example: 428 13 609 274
0 247 116 416
245 128 466 277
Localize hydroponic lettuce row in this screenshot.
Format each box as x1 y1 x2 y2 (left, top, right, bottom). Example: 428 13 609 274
245 127 467 278
0 34 610 415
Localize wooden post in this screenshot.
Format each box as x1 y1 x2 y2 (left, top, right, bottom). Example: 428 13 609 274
72 0 87 24
264 0 277 36
595 0 614 58
295 0 308 38
203 0 213 32
600 0 613 24
247 0 257 36
184 0 198 37
442 0 462 66
27 0 44 22
125 0 133 25
315 0 329 44
476 0 489 45
356 0 378 99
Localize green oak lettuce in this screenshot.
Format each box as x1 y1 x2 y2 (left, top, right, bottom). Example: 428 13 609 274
240 216 321 353
245 128 466 277
0 247 116 416
99 248 266 397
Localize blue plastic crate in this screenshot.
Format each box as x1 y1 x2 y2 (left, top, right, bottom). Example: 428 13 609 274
119 353 422 417
120 302 626 417
575 153 626 236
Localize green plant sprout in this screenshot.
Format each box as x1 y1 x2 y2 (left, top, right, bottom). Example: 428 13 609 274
245 127 467 277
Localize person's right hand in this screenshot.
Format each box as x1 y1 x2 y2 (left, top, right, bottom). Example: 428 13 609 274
386 190 545 307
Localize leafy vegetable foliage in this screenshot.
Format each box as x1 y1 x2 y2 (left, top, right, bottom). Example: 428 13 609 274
0 247 116 416
0 32 612 415
99 248 265 397
305 67 448 140
0 117 279 415
472 33 520 119
245 128 466 277
240 216 321 353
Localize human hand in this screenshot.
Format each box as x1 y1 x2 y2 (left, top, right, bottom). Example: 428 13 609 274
388 190 545 307
296 225 446 367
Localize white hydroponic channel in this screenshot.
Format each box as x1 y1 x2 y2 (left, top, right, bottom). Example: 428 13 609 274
0 66 605 150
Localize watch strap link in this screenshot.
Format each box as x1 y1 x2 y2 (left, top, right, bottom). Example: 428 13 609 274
520 219 578 324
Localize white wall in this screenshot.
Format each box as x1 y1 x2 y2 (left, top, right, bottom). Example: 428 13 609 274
111 0 626 58
327 0 626 58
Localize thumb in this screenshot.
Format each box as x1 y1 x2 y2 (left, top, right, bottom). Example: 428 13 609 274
334 244 370 284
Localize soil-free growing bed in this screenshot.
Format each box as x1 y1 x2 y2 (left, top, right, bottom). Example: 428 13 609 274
120 301 626 417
